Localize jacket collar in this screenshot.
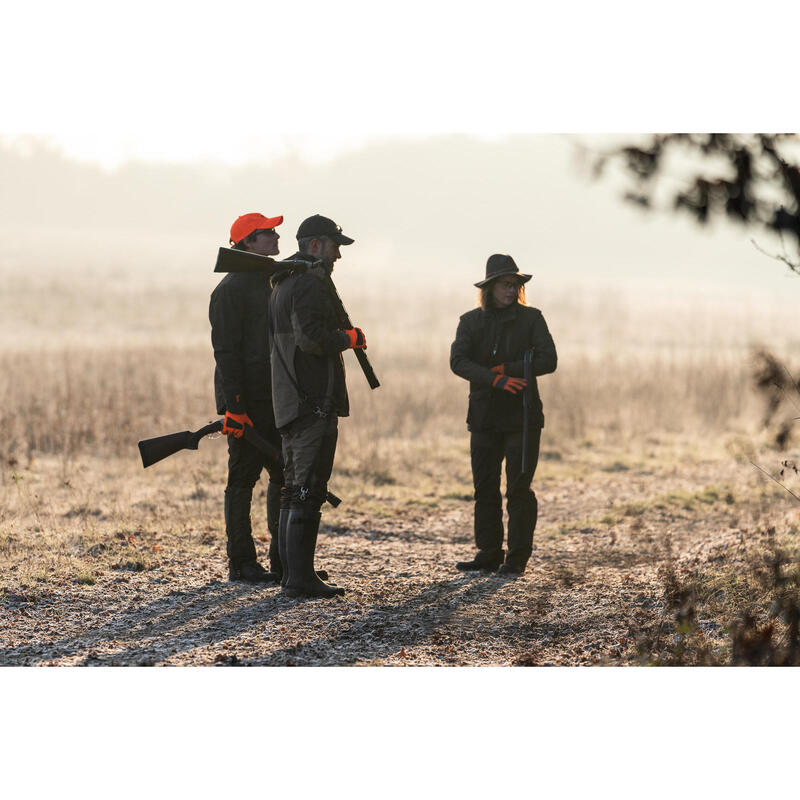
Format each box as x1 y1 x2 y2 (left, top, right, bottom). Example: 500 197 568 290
486 303 519 322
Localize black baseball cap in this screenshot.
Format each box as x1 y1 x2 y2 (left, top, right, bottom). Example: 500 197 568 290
296 214 354 245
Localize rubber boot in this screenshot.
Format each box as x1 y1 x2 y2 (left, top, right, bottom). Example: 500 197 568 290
283 509 344 598
267 481 283 577
276 507 330 586
278 506 290 587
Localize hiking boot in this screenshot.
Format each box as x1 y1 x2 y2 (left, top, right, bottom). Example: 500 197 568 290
283 510 344 599
456 549 504 572
498 561 526 577
229 560 279 584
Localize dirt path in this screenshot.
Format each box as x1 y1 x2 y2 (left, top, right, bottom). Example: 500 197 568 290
3 446 791 666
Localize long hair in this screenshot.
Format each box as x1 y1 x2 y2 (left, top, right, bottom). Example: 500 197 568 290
478 281 527 311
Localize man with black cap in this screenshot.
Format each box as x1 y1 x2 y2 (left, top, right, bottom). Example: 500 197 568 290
209 212 285 583
450 254 557 576
269 214 363 598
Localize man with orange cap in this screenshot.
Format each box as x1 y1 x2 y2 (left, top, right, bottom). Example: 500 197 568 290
209 212 285 583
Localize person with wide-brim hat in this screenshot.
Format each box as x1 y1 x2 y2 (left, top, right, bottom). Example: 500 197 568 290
473 253 533 288
450 254 557 576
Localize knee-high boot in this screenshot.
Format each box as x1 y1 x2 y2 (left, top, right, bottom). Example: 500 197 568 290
282 509 344 598
267 481 283 576
276 506 329 586
278 506 290 586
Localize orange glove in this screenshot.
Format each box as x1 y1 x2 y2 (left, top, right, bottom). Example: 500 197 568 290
491 364 505 375
492 374 527 394
222 411 254 439
344 328 367 349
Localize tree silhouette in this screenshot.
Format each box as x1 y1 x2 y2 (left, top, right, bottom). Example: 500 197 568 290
592 133 800 273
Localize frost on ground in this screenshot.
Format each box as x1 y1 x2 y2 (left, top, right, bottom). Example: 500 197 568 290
2 436 797 667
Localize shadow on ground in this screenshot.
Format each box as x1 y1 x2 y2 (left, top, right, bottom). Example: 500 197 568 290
1 571 512 666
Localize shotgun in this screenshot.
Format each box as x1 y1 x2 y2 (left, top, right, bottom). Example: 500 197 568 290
509 348 535 495
216 247 380 390
137 420 342 507
214 247 310 274
521 348 534 476
320 270 380 390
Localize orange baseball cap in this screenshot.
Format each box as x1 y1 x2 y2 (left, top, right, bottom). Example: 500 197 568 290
229 212 284 244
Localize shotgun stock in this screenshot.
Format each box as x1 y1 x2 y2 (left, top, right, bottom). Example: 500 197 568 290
214 247 310 274
138 420 222 468
137 420 342 507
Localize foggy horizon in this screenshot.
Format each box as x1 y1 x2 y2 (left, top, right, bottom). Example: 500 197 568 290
2 134 797 307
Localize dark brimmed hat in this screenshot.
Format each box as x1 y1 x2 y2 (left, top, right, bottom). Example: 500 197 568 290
474 254 531 288
296 214 354 245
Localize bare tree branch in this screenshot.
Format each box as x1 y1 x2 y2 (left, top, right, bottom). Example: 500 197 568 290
750 461 800 503
750 237 800 274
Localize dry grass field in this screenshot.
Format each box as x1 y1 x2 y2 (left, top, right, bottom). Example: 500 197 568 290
2 255 799 666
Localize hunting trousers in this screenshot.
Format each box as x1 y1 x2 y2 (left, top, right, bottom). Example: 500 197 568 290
225 400 283 566
470 427 541 568
280 412 338 513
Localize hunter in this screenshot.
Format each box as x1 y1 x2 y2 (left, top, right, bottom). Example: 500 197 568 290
209 212 285 584
269 214 365 598
450 254 557 576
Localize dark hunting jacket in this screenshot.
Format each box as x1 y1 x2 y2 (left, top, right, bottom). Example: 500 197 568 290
450 303 557 432
209 270 275 416
269 253 350 429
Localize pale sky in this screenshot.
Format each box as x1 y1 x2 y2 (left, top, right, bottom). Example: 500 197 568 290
2 0 795 167
2 1 799 307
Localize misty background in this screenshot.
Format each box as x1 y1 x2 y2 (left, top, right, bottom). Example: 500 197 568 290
2 134 797 358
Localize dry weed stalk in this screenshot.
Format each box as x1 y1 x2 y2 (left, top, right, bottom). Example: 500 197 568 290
752 348 800 450
635 535 721 666
730 528 800 666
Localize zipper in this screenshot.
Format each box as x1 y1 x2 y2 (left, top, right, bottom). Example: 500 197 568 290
490 317 502 360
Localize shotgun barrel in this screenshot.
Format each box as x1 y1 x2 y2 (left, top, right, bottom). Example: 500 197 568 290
321 271 380 390
521 349 534 477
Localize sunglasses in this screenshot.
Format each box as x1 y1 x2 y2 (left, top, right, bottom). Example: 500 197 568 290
255 228 278 237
